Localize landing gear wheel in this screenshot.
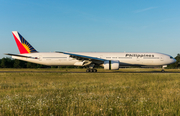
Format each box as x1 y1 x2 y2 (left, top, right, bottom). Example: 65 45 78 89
86 69 97 73
94 69 97 72
86 69 90 72
161 69 165 72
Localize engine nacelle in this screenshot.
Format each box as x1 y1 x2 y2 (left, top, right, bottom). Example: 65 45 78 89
104 60 120 70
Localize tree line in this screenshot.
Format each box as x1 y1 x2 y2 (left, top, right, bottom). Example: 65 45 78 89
0 54 180 68
0 58 48 68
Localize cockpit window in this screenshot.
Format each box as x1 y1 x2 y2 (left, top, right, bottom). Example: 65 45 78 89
170 56 173 59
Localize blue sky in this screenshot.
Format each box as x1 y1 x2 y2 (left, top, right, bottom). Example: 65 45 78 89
0 0 180 58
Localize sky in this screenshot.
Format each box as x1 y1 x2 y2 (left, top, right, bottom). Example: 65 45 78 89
0 0 180 58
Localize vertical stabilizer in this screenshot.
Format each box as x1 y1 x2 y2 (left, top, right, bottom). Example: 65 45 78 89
12 31 37 54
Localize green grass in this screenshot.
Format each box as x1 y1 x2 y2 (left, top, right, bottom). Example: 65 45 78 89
0 69 180 115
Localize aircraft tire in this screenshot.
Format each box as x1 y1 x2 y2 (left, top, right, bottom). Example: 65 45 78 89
86 69 90 72
86 69 97 73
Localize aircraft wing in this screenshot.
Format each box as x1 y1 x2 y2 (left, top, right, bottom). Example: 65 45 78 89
56 51 105 64
5 53 38 59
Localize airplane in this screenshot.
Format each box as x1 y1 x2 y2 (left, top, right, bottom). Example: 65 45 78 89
5 31 176 72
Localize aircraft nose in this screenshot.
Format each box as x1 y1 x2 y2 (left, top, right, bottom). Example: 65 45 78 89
173 58 176 63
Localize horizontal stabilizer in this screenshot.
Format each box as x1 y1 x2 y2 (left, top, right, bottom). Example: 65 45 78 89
5 53 38 59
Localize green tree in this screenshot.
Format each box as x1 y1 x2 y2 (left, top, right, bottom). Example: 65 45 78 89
14 59 21 68
0 59 1 68
0 58 13 68
1 58 7 68
26 62 37 68
174 54 180 68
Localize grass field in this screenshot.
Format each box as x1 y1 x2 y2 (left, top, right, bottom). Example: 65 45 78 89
0 68 180 115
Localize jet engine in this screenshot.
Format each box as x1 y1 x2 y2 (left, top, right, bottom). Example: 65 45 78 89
103 60 120 70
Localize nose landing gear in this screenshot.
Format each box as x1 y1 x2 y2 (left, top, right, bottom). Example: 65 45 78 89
161 65 167 72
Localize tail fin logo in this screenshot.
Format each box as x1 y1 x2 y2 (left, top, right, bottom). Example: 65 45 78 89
12 31 37 54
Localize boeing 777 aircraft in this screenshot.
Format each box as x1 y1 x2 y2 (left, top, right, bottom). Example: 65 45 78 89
6 31 176 72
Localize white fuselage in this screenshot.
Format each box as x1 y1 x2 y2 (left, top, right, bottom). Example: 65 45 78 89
12 52 176 67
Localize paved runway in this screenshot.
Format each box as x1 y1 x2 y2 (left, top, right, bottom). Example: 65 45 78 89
0 71 180 73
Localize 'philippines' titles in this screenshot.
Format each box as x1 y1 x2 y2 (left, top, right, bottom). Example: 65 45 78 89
126 54 154 58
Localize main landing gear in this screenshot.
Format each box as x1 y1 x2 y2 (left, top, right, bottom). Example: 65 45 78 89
86 64 97 73
86 69 97 72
